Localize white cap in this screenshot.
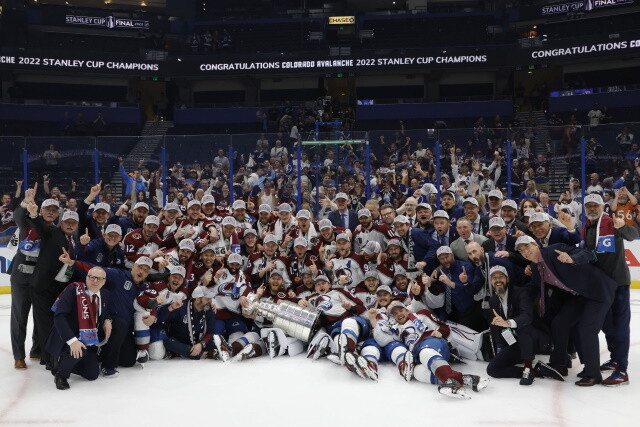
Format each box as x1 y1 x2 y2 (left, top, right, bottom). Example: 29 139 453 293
394 215 410 224
394 266 407 277
319 219 333 230
105 224 122 235
515 235 536 248
334 192 348 201
376 284 393 294
387 238 402 248
227 253 243 265
501 200 518 210
164 202 180 211
187 200 201 209
221 216 236 226
489 217 506 229
179 239 196 252
584 194 605 206
135 256 153 268
488 190 504 200
192 286 215 299
528 212 549 224
201 195 215 205
432 210 450 220
263 234 278 245
416 203 432 211
336 233 351 242
201 244 216 253
489 265 509 277
169 265 187 277
94 202 110 212
388 301 406 313
144 215 160 226
42 199 60 209
357 208 371 218
277 203 292 213
232 200 246 210
243 228 257 236
463 197 479 207
421 183 437 195
294 237 308 247
436 246 453 256
364 270 379 280
314 274 330 283
133 202 149 211
259 204 272 213
296 209 311 219
61 211 79 222
362 241 381 254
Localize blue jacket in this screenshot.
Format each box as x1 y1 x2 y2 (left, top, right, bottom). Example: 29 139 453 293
157 299 215 347
438 260 482 316
78 238 126 270
74 261 148 328
405 227 440 275
538 227 581 246
120 165 147 196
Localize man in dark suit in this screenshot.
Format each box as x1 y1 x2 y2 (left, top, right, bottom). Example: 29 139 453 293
516 236 618 386
46 267 113 390
26 201 79 369
528 212 581 247
328 192 359 233
76 181 118 239
428 210 458 248
500 200 527 236
392 215 439 276
462 197 490 236
486 266 561 385
482 217 528 268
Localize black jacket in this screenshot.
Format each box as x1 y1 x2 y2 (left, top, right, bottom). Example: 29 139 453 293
584 219 638 286
489 285 533 349
328 209 359 233
482 235 529 269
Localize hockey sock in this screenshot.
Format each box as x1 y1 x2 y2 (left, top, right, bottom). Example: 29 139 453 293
390 347 406 366
340 318 360 352
418 348 463 384
361 345 381 366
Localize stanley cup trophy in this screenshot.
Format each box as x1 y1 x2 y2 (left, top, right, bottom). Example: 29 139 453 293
244 299 321 342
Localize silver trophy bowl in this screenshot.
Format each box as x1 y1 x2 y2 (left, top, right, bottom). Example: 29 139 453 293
246 300 320 342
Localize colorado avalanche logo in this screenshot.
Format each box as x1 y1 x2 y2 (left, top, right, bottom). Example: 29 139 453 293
277 292 286 299
219 280 241 300
132 233 142 240
124 281 132 290
313 295 333 312
335 267 353 287
310 237 318 245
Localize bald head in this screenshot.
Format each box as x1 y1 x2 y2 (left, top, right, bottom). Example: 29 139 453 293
404 197 418 216
465 241 485 265
86 266 107 292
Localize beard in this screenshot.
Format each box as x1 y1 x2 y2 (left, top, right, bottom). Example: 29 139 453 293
493 282 507 295
587 213 601 221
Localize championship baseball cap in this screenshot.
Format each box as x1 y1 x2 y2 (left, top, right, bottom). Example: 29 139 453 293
133 202 149 211
201 195 216 205
187 200 201 209
394 215 410 224
416 203 432 211
501 200 518 210
201 244 216 253
94 202 110 213
269 269 283 278
357 208 372 218
164 202 180 211
376 285 393 294
232 200 246 210
144 215 160 226
362 241 381 255
515 235 536 248
584 194 605 206
388 301 406 314
463 197 479 207
191 286 215 299
528 212 549 224
394 266 408 277
440 174 450 180
135 256 153 268
259 204 272 213
61 211 79 222
432 210 450 220
263 234 278 245
243 228 257 237
489 217 506 229
294 237 308 247
336 232 351 242
420 183 437 196
364 270 379 280
436 246 453 256
489 265 509 277
227 253 243 265
169 265 187 277
387 238 402 248
318 219 333 230
41 199 60 209
179 239 196 252
105 224 122 235
441 190 455 199
296 209 311 219
334 192 348 201
221 216 236 226
314 274 329 283
488 190 504 200
277 203 292 213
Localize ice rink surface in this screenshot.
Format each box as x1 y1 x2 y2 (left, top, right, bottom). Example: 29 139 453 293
1 291 639 427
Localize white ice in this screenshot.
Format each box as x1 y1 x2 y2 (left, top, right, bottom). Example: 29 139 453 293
1 292 639 427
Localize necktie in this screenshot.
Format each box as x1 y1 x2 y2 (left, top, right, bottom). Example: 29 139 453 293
538 266 546 317
496 242 505 252
92 294 99 323
464 239 470 245
342 214 347 228
445 285 452 314
67 235 75 259
438 234 444 245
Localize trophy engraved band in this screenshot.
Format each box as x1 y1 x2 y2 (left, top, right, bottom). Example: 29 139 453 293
245 300 321 342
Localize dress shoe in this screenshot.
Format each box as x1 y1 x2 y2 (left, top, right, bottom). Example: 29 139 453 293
534 361 565 382
575 376 602 386
14 359 27 370
54 376 70 390
29 353 41 361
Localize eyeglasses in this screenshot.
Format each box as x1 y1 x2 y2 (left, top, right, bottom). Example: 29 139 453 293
87 275 106 282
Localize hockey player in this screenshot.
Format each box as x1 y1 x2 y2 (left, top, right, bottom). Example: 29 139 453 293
253 204 276 238
352 270 381 310
352 208 396 253
392 215 439 278
272 203 298 244
388 302 489 399
230 199 256 231
157 202 182 240
246 234 290 289
191 244 223 288
78 224 125 269
133 265 189 363
156 238 196 277
324 233 367 291
116 201 149 235
207 216 243 257
311 218 347 256
285 237 321 288
281 209 319 253
123 215 177 271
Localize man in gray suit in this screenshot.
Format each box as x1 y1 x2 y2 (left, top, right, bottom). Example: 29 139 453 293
450 217 487 262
